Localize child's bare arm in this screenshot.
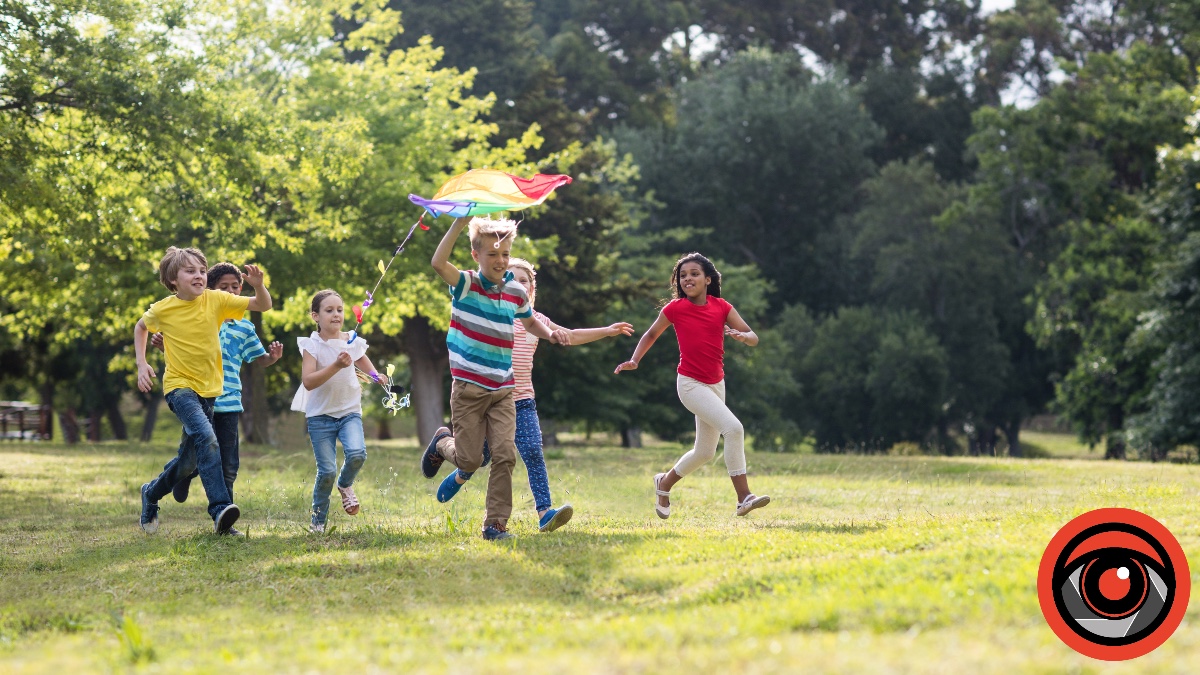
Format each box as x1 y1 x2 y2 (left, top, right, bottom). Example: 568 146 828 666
135 319 157 392
724 306 759 346
243 264 273 312
431 217 468 286
521 315 571 345
301 351 351 390
354 355 381 382
614 312 671 373
568 322 635 346
260 341 284 366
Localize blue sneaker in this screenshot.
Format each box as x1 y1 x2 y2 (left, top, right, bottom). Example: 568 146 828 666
437 471 469 503
538 504 574 533
422 427 451 478
140 483 159 534
481 524 515 541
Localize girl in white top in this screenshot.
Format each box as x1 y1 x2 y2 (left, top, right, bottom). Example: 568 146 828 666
291 289 381 533
435 258 634 533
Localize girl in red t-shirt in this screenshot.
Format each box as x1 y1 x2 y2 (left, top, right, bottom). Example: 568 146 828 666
615 252 771 518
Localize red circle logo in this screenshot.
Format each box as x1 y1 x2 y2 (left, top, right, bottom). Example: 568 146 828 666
1038 508 1190 660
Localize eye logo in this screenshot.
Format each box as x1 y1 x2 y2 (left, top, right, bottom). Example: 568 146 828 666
1038 508 1190 660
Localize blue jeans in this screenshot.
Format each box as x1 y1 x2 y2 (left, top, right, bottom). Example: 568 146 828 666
472 398 551 512
176 411 241 501
307 413 367 527
145 388 233 520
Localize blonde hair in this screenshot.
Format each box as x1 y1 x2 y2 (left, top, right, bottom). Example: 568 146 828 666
158 246 207 292
468 216 518 250
507 257 537 306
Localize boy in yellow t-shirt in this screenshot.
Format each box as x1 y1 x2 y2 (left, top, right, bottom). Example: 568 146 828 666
135 246 274 535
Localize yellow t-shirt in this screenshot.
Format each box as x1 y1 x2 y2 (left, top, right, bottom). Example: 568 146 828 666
142 290 252 397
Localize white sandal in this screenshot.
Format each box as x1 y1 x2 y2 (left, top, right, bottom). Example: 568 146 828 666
736 493 770 517
338 485 360 516
653 473 671 519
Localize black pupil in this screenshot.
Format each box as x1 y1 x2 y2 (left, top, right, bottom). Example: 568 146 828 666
1080 553 1146 619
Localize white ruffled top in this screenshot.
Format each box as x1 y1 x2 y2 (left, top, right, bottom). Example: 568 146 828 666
290 331 369 418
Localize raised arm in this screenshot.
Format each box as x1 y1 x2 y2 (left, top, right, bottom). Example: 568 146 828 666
243 264 273 312
134 319 157 393
354 354 380 382
566 322 634 346
431 217 468 286
614 311 672 373
724 306 759 347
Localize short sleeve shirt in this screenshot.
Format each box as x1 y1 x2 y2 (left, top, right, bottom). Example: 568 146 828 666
290 332 369 418
213 318 268 413
512 310 551 401
142 290 251 397
662 296 732 385
446 269 532 390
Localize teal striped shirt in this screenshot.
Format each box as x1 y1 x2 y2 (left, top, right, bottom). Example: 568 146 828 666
214 318 267 413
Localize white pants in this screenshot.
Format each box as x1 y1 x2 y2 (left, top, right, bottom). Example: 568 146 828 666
672 375 747 477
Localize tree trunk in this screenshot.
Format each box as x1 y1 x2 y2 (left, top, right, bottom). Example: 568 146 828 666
38 380 53 441
975 425 997 456
541 417 559 447
1105 435 1127 460
403 315 449 445
377 415 392 440
140 392 162 443
621 427 643 448
59 407 80 444
1003 420 1022 458
107 399 128 441
240 311 272 445
87 409 102 442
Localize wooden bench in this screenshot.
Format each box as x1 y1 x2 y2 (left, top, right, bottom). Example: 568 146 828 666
0 401 52 441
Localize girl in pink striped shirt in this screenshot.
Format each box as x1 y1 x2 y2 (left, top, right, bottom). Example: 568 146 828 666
436 258 633 532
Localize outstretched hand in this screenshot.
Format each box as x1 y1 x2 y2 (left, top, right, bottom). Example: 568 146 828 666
263 341 284 365
725 327 752 343
613 360 638 374
608 322 635 338
242 263 266 288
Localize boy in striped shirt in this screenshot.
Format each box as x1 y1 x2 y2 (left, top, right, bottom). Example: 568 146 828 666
154 263 282 523
423 216 569 540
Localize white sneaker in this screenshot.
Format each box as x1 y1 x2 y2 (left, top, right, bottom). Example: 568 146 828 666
309 522 326 534
736 494 770 517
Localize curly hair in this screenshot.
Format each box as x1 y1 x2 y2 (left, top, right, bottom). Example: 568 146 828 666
206 262 241 289
670 252 722 300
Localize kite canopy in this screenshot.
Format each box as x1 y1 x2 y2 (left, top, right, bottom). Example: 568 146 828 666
409 169 572 218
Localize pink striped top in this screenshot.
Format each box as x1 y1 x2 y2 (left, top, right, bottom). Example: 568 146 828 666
512 310 550 401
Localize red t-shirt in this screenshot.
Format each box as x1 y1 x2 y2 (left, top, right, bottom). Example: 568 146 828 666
662 296 732 385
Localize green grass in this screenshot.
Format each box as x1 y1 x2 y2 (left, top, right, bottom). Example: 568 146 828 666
2 435 1199 673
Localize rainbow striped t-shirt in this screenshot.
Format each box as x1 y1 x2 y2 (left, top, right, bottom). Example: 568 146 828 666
447 269 532 390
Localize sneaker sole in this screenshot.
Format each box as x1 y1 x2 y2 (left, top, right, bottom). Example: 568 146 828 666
539 504 574 532
422 431 450 478
214 504 241 534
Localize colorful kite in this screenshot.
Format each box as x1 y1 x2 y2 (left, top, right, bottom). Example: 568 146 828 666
408 169 573 219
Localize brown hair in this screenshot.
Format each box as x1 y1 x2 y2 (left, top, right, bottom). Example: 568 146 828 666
158 247 207 292
507 257 537 306
671 252 722 299
310 289 341 316
468 217 518 251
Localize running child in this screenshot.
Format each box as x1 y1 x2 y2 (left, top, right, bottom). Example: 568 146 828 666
422 216 569 541
156 263 283 519
291 289 381 533
614 252 770 518
435 257 633 532
136 247 274 535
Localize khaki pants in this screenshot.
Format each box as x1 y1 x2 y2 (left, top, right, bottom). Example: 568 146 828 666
437 379 517 527
672 375 747 477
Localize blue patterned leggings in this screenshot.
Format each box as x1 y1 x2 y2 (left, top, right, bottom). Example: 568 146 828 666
468 398 551 512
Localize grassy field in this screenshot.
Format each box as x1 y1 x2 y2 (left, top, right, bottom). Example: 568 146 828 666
2 434 1199 673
